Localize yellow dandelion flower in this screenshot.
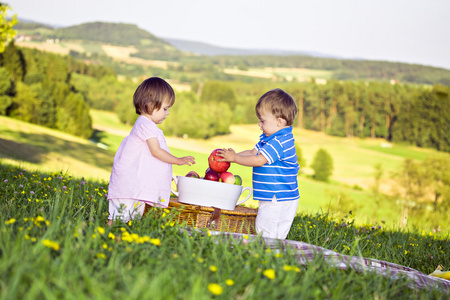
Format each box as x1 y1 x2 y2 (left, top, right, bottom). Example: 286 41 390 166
42 239 60 251
103 243 108 249
108 232 115 240
97 227 105 235
128 221 132 226
207 230 211 237
139 236 150 243
404 250 408 255
207 283 223 296
210 265 217 272
263 269 276 280
225 279 235 286
96 253 106 259
275 253 282 258
150 238 161 246
5 218 15 224
92 234 96 239
243 234 249 240
45 220 51 226
283 265 294 271
36 216 45 222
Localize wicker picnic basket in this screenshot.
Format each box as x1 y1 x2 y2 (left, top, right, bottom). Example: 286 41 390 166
144 198 258 234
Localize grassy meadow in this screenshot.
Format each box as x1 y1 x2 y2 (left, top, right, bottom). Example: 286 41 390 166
0 163 449 298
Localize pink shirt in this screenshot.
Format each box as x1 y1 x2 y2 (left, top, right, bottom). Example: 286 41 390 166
108 116 172 207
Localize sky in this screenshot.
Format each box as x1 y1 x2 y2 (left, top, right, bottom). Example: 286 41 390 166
7 0 450 70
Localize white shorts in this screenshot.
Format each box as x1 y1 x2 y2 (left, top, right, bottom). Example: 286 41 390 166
108 198 145 222
255 196 299 239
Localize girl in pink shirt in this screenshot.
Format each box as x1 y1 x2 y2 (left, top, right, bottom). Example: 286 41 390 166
107 77 195 224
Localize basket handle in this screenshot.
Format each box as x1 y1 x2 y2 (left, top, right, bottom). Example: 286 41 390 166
171 175 178 197
236 186 253 205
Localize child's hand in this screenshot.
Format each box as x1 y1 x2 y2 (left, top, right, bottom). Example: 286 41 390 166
178 156 196 166
217 148 236 162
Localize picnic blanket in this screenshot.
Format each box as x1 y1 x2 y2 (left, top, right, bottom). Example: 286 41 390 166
202 230 450 292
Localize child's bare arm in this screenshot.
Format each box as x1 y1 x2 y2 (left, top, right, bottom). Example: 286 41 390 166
147 138 195 166
237 149 257 156
217 148 266 167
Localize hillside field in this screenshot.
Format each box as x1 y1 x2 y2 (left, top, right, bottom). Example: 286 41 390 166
2 111 448 228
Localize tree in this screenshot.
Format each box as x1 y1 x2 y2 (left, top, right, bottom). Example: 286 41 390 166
0 3 17 53
0 67 13 114
200 81 237 109
391 159 426 228
311 148 333 182
422 156 450 212
295 143 306 168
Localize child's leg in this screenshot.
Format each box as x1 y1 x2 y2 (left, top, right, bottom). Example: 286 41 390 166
108 199 146 223
275 199 299 239
255 197 281 239
255 197 299 239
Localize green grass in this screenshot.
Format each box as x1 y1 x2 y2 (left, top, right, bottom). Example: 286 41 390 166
1 164 448 298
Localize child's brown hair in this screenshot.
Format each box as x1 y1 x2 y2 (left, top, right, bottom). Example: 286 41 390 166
255 88 298 126
133 77 175 115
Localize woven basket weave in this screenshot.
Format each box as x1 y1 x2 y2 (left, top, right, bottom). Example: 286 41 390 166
144 198 257 234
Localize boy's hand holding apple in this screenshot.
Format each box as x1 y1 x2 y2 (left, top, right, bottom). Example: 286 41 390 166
217 148 236 162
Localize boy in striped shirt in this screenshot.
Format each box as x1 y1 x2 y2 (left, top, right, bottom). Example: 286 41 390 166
217 88 300 239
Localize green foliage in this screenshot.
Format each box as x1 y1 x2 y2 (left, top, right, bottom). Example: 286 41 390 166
0 67 13 114
200 81 237 109
295 143 306 167
0 41 120 139
160 91 233 139
0 41 25 82
392 156 450 228
311 148 334 182
0 3 17 53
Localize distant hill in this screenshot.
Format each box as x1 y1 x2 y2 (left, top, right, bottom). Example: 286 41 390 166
53 22 167 47
163 37 337 58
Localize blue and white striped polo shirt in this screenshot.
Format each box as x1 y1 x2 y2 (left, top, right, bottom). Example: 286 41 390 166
253 127 300 202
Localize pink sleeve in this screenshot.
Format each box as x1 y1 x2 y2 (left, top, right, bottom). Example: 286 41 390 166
133 120 158 141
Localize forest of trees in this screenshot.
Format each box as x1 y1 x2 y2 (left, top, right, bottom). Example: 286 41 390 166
0 41 114 138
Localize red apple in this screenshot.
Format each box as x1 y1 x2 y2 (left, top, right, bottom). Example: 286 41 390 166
220 172 235 184
185 171 200 178
204 169 220 181
208 149 230 173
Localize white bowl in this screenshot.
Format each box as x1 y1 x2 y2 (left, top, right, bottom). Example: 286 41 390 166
171 176 252 210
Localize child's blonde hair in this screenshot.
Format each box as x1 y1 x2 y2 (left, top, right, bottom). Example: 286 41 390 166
255 88 298 126
133 77 175 115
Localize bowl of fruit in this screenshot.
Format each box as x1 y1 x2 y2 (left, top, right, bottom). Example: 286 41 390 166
171 149 253 210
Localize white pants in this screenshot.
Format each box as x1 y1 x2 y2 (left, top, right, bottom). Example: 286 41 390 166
255 196 299 239
108 199 145 222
